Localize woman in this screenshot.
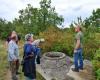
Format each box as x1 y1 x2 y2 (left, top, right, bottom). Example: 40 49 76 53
6 31 20 74
22 34 37 80
6 31 20 47
8 35 19 80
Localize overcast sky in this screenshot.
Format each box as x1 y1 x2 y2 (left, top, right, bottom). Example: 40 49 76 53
0 0 100 27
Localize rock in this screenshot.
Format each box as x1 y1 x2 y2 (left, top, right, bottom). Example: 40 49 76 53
38 52 72 80
37 52 95 80
67 60 95 80
78 60 95 80
67 65 83 80
64 75 74 80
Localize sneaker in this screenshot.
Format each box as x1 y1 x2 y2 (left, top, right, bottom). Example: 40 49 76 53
16 72 21 75
71 68 79 72
79 68 83 70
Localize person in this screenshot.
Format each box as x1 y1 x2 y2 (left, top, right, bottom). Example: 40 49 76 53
32 39 45 64
8 35 19 80
72 25 84 72
6 31 20 74
6 31 21 47
22 34 37 80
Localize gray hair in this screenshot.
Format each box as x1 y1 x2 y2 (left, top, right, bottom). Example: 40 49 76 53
25 33 33 41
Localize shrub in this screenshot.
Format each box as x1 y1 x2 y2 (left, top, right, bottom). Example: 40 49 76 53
83 39 100 60
96 69 100 80
39 27 74 56
92 48 100 80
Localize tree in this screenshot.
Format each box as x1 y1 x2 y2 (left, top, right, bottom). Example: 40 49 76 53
0 18 14 39
84 8 100 28
13 0 64 35
40 0 64 28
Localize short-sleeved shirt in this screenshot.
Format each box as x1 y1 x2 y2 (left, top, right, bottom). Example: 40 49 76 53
75 31 83 48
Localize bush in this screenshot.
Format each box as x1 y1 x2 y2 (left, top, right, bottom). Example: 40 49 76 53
50 42 73 56
39 27 74 56
39 27 100 59
92 48 100 80
83 39 100 60
96 69 100 80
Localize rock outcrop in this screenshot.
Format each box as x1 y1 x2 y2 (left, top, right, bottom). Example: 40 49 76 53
67 60 95 80
36 52 95 80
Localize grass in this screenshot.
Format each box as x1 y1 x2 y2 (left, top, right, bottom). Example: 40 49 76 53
0 40 8 80
0 40 45 80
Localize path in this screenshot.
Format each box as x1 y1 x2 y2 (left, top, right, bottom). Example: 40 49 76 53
6 69 20 80
6 69 11 80
6 64 53 80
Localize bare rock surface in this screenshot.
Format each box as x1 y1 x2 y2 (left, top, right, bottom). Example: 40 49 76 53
37 52 95 80
67 60 95 80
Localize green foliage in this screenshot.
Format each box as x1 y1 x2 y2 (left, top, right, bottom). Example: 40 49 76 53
0 0 64 39
0 18 14 39
13 0 64 35
96 69 100 80
39 27 74 56
94 49 100 61
84 8 100 28
83 39 100 60
92 48 100 80
50 42 73 56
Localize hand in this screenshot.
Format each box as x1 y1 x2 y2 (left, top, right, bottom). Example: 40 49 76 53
74 49 77 53
40 38 45 42
19 46 22 49
13 59 17 62
12 61 16 64
29 54 34 57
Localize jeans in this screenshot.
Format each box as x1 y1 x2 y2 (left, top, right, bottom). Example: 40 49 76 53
74 48 83 70
25 77 36 80
36 48 41 64
36 47 41 56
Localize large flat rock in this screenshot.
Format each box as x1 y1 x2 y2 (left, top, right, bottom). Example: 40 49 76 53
67 60 95 80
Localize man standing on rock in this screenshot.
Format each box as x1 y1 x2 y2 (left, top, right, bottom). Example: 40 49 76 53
72 25 84 72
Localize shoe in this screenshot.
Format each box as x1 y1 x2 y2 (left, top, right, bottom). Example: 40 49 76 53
16 72 21 75
79 68 83 70
71 68 79 72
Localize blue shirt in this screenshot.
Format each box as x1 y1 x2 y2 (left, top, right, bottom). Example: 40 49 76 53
24 43 37 57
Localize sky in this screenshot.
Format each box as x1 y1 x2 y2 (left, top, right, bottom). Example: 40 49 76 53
0 0 100 27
